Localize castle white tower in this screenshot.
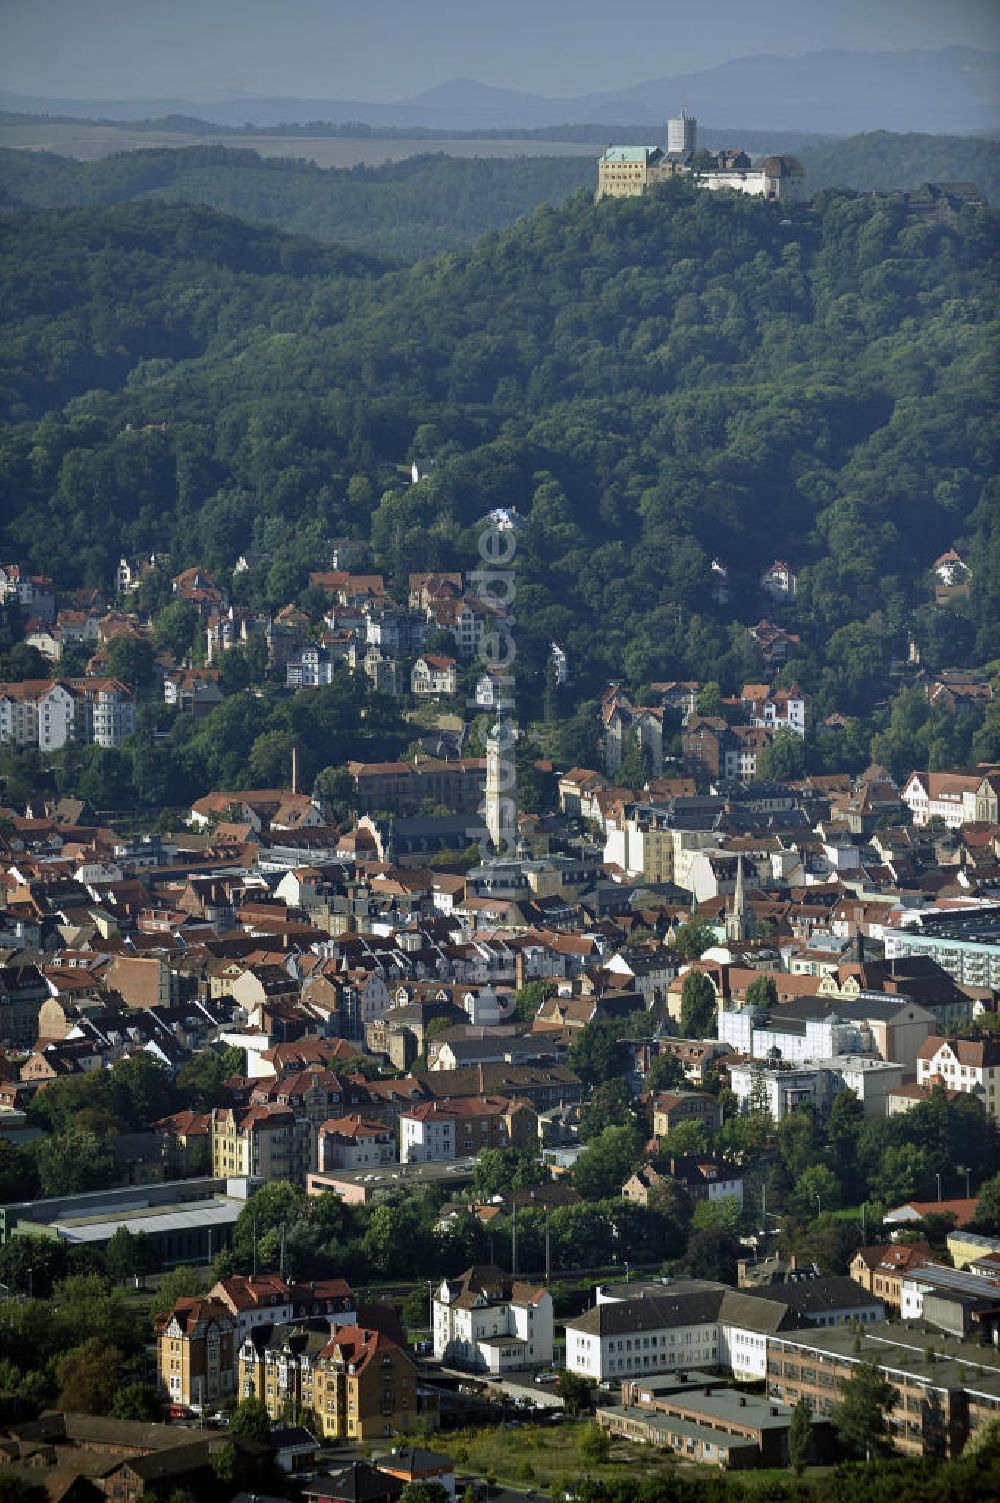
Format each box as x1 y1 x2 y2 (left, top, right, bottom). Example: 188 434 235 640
667 108 697 157
485 718 517 858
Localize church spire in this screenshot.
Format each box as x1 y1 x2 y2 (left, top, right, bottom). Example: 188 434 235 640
726 853 753 944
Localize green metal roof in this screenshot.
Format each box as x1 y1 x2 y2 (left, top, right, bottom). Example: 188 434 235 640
601 146 657 164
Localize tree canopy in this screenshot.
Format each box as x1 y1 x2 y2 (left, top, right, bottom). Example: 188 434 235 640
0 181 994 765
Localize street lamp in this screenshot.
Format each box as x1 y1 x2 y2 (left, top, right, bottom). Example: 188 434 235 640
935 1172 942 1203
957 1165 971 1199
815 1195 822 1219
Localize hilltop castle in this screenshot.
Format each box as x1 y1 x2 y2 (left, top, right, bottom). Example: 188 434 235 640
596 108 804 204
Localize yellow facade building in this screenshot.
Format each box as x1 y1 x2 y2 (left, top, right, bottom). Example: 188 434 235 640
239 1322 433 1442
596 146 687 201
156 1296 238 1410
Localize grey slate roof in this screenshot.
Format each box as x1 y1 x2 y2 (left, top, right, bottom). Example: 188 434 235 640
566 1286 727 1337
304 1463 404 1503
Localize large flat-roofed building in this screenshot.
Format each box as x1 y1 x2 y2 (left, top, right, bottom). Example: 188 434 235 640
0 1175 256 1265
767 1323 1000 1458
307 1156 479 1205
597 1373 833 1469
885 906 1000 990
948 1230 1000 1271
900 1263 1000 1340
727 1061 840 1120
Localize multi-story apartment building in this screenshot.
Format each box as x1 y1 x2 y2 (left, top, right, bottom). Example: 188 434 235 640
367 608 427 657
602 804 722 885
728 1056 904 1120
210 1104 313 1182
415 1063 581 1113
680 716 771 784
240 1323 430 1441
900 771 984 828
0 680 75 750
410 655 458 697
0 566 56 622
400 1096 536 1164
916 1034 1000 1121
0 677 135 751
760 560 798 600
239 1319 330 1421
286 644 338 688
719 1006 863 1067
650 1091 723 1139
850 1242 933 1312
740 682 811 738
76 678 137 746
433 1265 554 1375
317 1115 397 1171
156 1296 238 1410
210 1273 356 1347
601 693 664 778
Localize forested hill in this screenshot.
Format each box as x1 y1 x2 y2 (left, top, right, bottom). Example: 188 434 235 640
0 200 391 416
0 129 996 261
0 148 595 262
0 182 997 722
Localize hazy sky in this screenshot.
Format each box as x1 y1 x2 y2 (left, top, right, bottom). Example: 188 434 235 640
2 0 998 101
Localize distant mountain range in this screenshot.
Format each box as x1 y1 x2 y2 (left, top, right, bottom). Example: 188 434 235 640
2 47 998 136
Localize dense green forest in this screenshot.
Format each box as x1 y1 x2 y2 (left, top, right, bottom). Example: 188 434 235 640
0 201 390 418
0 147 595 261
0 129 997 262
0 180 997 768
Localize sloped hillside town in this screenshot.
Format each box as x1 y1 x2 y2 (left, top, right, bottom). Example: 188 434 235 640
0 511 996 1494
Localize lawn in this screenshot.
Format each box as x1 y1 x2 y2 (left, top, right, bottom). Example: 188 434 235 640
448 1420 673 1493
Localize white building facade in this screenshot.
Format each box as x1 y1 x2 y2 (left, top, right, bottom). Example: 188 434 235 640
433 1267 553 1375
